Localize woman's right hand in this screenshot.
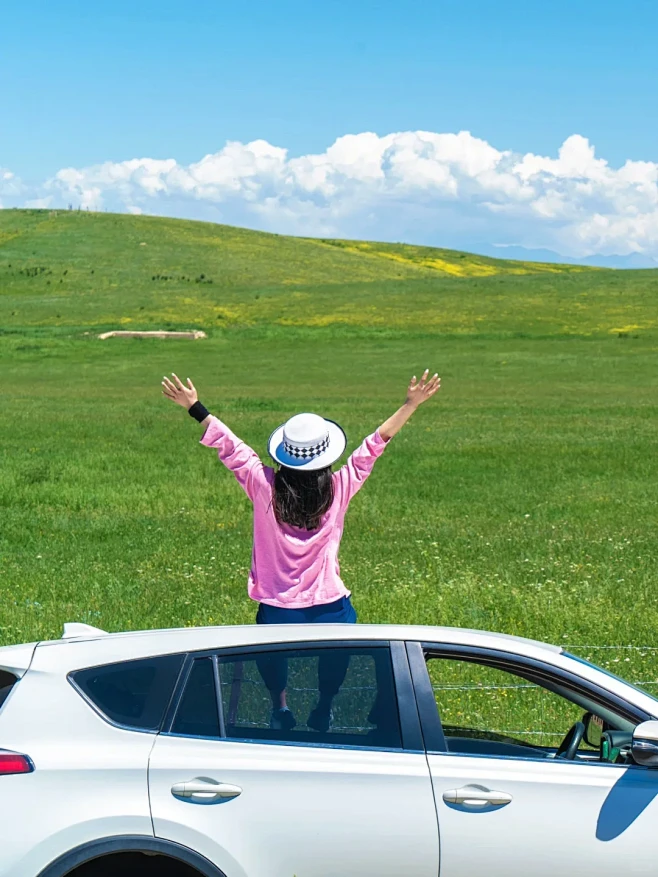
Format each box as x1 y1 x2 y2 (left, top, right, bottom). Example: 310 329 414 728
162 373 198 409
406 369 440 409
378 369 441 441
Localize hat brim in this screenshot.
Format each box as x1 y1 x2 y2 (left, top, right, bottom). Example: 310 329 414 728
268 418 347 471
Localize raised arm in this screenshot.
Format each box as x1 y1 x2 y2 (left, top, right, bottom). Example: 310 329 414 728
162 373 210 427
378 370 441 441
335 369 441 505
161 373 266 501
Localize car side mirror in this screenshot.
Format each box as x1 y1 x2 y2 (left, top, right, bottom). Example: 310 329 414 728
631 721 658 768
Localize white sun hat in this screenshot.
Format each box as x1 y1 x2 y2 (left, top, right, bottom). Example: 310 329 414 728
268 413 347 471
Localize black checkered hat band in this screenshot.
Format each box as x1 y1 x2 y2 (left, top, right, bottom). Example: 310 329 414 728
283 435 330 459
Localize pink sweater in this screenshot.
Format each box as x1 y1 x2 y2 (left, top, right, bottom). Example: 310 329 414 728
200 416 388 608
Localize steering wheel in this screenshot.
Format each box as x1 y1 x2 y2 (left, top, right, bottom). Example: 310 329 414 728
555 721 585 760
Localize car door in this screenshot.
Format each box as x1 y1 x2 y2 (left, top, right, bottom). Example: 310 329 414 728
407 642 658 877
149 640 439 877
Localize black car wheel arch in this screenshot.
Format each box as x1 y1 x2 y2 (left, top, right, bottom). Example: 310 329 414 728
37 836 228 877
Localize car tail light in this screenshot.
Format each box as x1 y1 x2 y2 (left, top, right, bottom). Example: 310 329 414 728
0 750 33 775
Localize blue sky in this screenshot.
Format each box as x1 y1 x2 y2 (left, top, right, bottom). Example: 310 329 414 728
2 0 658 261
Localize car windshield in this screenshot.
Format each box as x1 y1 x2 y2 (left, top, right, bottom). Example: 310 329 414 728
565 652 658 707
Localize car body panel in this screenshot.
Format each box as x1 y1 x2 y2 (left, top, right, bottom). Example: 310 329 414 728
0 659 154 877
149 735 439 877
0 641 38 677
428 753 658 877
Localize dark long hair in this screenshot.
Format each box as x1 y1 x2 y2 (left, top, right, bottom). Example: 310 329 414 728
273 465 334 530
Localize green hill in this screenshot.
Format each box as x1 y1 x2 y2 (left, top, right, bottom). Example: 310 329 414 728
1 208 657 659
1 208 655 338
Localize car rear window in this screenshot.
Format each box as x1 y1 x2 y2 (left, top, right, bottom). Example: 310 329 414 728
0 671 18 712
168 646 402 749
70 654 184 731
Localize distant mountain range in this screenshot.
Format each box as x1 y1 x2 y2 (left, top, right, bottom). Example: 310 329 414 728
474 244 658 270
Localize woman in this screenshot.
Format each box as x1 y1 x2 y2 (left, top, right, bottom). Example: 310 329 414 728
162 368 440 731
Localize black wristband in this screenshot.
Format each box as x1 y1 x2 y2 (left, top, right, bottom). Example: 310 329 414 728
188 401 210 423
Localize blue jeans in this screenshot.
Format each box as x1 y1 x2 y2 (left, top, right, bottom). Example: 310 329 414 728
256 595 357 625
255 596 357 700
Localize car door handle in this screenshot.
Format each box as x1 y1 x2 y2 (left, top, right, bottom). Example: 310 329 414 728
171 778 242 803
443 784 512 807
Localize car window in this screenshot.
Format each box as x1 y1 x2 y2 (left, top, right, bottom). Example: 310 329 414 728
71 654 184 731
168 645 402 749
427 657 598 758
0 670 18 712
171 658 220 738
218 646 401 748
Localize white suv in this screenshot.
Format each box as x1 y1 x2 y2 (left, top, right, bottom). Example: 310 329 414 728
2 621 658 877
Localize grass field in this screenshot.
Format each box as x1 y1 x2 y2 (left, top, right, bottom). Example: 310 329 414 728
1 209 657 691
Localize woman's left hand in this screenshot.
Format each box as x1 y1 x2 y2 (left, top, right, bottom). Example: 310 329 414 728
162 373 198 409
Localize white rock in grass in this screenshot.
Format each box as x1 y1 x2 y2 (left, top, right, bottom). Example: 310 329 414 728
98 330 206 340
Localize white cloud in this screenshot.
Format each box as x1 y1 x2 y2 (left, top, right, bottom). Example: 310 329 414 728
1 168 22 194
5 130 658 258
24 197 53 209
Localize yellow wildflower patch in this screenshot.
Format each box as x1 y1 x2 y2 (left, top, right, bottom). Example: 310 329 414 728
312 239 597 279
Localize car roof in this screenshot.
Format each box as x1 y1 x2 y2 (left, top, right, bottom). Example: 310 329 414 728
32 623 562 672
27 624 658 717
